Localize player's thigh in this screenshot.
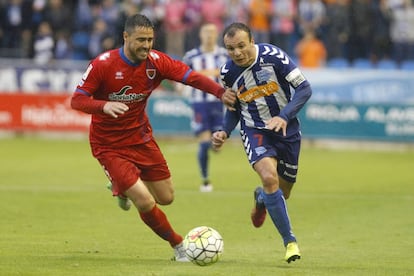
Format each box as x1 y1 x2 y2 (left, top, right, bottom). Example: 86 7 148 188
138 143 174 205
143 178 174 205
275 135 301 199
240 127 277 166
95 151 141 196
275 136 300 184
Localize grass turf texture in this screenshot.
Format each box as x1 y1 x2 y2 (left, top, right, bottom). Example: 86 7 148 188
0 136 413 276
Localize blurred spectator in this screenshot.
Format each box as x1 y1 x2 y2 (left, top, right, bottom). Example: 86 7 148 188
71 29 90 60
0 0 32 57
184 0 202 52
247 0 272 43
201 0 227 32
114 0 140 48
0 0 413 66
389 0 414 64
74 0 94 31
164 0 187 58
347 0 375 63
101 33 116 52
139 0 166 51
54 30 71 60
294 27 327 68
31 0 47 28
324 0 350 60
89 18 111 58
224 0 249 27
33 21 54 65
297 0 326 37
43 0 73 35
270 0 297 56
371 0 393 63
100 0 120 36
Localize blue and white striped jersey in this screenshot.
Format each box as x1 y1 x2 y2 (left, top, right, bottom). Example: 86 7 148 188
220 43 312 136
183 46 229 103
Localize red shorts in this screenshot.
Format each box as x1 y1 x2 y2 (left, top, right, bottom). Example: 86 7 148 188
91 138 171 196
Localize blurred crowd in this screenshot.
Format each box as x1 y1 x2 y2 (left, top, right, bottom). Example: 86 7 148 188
0 0 413 67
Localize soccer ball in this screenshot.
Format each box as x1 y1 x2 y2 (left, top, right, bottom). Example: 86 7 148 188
183 226 224 266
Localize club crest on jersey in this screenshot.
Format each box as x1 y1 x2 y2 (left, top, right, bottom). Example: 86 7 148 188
146 69 156 79
255 146 266 156
255 67 272 83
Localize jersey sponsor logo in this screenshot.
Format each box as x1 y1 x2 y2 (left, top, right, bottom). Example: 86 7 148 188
146 69 156 79
237 82 279 103
108 85 146 102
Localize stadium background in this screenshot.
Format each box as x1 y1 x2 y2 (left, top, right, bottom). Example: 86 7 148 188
0 0 413 143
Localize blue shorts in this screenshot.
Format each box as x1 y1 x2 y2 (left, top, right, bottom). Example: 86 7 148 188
240 127 301 183
191 101 224 135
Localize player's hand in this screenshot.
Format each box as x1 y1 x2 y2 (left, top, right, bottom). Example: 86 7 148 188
103 102 129 118
211 131 228 150
221 88 237 111
265 116 287 136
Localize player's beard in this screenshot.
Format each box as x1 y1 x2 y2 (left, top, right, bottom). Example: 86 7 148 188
132 48 150 62
135 47 150 61
126 43 150 63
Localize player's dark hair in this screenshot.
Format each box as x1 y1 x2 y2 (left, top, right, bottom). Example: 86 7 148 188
222 22 252 41
124 14 154 34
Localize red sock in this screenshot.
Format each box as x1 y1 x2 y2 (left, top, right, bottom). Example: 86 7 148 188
139 205 183 247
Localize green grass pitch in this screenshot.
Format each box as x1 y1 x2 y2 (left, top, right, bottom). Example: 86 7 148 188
0 136 413 275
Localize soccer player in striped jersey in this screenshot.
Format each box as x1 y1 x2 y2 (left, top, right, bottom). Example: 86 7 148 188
182 23 229 192
71 14 236 262
212 22 312 263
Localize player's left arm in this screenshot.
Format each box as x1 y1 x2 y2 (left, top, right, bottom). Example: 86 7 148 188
266 69 312 135
153 51 236 109
264 46 312 121
279 79 312 121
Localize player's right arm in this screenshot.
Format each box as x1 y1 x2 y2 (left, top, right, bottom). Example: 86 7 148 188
211 108 240 150
70 60 129 118
71 92 128 118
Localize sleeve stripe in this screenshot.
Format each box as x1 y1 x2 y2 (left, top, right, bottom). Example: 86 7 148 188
182 69 192 83
75 88 92 97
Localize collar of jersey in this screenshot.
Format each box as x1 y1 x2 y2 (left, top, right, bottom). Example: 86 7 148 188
119 47 142 67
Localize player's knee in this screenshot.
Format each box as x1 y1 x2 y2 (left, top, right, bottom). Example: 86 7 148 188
260 172 279 190
131 197 156 212
156 193 174 205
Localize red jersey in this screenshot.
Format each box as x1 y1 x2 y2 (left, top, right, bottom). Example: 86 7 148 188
72 48 224 146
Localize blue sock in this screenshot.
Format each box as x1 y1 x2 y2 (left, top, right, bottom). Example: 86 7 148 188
198 141 210 181
262 189 296 246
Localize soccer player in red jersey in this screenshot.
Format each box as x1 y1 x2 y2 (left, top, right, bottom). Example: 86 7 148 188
71 14 236 261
